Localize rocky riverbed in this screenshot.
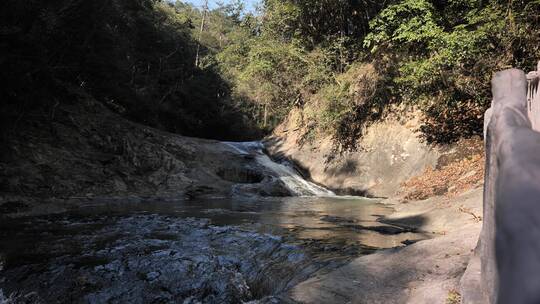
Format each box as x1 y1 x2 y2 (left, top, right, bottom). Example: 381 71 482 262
0 195 431 303
1 215 306 303
0 97 482 304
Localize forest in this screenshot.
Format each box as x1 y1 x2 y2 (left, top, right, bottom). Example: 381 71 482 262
2 0 539 148
213 0 540 146
2 1 540 303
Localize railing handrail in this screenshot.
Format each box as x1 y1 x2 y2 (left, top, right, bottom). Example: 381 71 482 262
476 62 540 304
526 61 540 131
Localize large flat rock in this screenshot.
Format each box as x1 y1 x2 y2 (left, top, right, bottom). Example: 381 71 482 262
288 189 483 303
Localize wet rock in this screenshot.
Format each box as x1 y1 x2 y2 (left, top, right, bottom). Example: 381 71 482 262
348 224 413 235
185 185 219 199
401 239 419 246
112 178 128 192
320 215 357 224
259 178 292 197
0 201 29 214
216 167 264 184
0 99 253 199
232 177 292 197
0 215 323 303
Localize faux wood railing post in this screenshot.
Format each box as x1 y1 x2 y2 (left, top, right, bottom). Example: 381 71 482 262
481 64 540 304
527 62 540 131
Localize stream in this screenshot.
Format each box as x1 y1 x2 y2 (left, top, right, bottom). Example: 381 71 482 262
0 142 429 303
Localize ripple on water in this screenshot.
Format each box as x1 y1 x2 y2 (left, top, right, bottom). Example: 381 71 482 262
0 196 430 303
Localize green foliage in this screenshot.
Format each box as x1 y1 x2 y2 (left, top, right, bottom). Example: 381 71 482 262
300 49 335 93
214 0 387 130
1 0 261 141
3 0 539 146
213 0 540 146
305 63 390 150
261 0 301 42
262 0 385 48
364 0 443 53
213 0 540 145
364 0 540 143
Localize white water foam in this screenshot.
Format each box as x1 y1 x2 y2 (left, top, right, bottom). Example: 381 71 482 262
224 142 335 197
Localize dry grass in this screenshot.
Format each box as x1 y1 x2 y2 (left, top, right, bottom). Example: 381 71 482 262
446 290 462 304
401 140 485 200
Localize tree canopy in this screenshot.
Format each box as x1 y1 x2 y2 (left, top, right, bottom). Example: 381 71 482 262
211 0 540 145
2 0 539 145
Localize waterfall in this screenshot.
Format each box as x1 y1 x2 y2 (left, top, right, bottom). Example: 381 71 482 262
224 142 335 197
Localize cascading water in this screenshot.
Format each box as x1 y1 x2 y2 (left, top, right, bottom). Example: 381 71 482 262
1 143 429 304
224 142 335 197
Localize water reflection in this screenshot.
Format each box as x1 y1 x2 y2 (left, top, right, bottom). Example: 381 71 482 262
64 196 429 250
0 196 431 303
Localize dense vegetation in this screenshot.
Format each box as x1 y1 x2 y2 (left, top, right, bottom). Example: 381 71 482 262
2 0 539 147
0 0 261 142
210 0 540 147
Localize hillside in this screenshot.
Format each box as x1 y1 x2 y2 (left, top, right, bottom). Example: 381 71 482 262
1 1 539 303
1 0 261 145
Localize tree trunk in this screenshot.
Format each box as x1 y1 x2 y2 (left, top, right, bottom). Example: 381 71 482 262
263 103 268 128
195 0 208 67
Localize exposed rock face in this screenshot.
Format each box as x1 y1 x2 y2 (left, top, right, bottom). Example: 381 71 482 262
0 94 484 304
0 97 292 201
266 109 440 197
0 215 317 303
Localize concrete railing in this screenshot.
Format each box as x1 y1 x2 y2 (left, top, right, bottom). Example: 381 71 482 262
527 62 540 131
480 62 540 304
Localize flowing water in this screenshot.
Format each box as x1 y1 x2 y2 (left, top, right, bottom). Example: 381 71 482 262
0 142 429 303
224 142 334 197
